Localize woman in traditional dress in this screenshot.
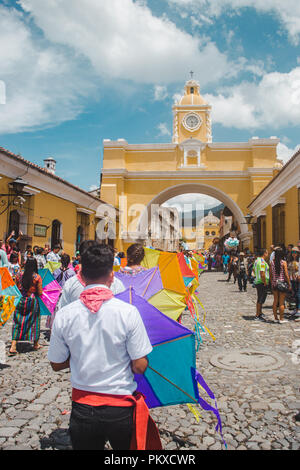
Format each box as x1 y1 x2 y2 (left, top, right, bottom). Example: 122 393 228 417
119 244 147 275
9 257 43 355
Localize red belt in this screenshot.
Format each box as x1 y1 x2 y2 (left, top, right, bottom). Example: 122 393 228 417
72 388 162 450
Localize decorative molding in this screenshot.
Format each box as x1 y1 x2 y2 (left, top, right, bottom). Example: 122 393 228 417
24 186 41 195
172 105 211 111
102 168 263 180
76 207 95 215
271 197 286 207
247 167 274 176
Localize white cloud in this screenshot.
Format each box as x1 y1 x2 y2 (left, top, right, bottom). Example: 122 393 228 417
277 142 300 164
168 0 300 44
204 67 300 129
157 122 171 136
163 194 222 211
154 85 168 101
19 0 244 86
0 5 95 134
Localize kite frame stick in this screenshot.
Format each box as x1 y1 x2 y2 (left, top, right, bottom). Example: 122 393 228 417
141 266 158 298
148 365 198 405
152 334 193 348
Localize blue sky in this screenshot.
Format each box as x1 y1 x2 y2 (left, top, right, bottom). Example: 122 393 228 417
0 0 299 195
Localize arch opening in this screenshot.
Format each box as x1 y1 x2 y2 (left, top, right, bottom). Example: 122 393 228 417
137 183 252 250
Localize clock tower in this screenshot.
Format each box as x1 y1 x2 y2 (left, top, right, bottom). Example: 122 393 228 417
172 78 212 145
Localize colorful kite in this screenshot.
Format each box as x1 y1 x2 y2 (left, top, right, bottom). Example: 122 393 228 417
38 269 62 316
0 267 22 327
116 288 226 448
115 266 187 321
44 261 62 274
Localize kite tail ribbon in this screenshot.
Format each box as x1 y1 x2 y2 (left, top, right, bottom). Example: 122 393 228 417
194 369 227 449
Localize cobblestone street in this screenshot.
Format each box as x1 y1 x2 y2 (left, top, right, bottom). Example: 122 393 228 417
0 271 299 451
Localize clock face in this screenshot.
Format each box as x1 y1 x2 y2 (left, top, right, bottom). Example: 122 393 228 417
183 113 202 131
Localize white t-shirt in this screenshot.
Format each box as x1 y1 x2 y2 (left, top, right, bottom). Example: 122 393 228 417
47 251 61 263
58 275 125 309
48 284 153 395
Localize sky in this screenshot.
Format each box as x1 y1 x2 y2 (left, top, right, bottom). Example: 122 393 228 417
0 0 299 198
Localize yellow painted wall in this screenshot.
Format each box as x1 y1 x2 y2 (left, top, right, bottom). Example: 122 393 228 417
31 192 77 255
284 186 299 246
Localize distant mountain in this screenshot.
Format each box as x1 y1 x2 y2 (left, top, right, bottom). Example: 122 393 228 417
180 203 225 227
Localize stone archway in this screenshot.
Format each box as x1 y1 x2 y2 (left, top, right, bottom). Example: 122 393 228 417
137 183 252 247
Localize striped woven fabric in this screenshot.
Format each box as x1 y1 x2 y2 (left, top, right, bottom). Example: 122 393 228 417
12 295 40 342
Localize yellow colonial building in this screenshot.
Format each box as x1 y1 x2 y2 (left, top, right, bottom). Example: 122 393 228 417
0 147 114 256
248 148 300 250
180 211 220 251
101 78 283 252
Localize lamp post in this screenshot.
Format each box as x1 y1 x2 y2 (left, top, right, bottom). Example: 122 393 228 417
244 213 254 225
0 177 29 215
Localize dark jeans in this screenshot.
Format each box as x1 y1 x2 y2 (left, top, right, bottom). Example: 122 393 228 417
238 272 247 291
291 280 300 309
255 283 267 305
69 401 134 450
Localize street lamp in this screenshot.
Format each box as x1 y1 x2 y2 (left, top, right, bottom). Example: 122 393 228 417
1 177 28 197
9 177 28 195
244 213 254 225
0 177 29 215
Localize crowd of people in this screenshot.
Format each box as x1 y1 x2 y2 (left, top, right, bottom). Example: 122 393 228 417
0 232 84 278
206 242 300 323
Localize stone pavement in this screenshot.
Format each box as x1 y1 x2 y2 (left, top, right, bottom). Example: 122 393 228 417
0 271 299 450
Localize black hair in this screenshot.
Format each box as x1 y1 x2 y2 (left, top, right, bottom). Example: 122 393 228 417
127 243 145 266
274 247 284 276
36 247 44 255
81 244 114 281
53 244 61 250
10 253 19 263
118 252 126 259
79 240 99 257
61 253 70 269
258 248 267 257
22 257 38 291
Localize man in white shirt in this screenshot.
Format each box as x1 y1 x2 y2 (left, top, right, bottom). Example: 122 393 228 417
46 244 61 263
48 244 153 450
58 241 125 308
59 271 125 308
